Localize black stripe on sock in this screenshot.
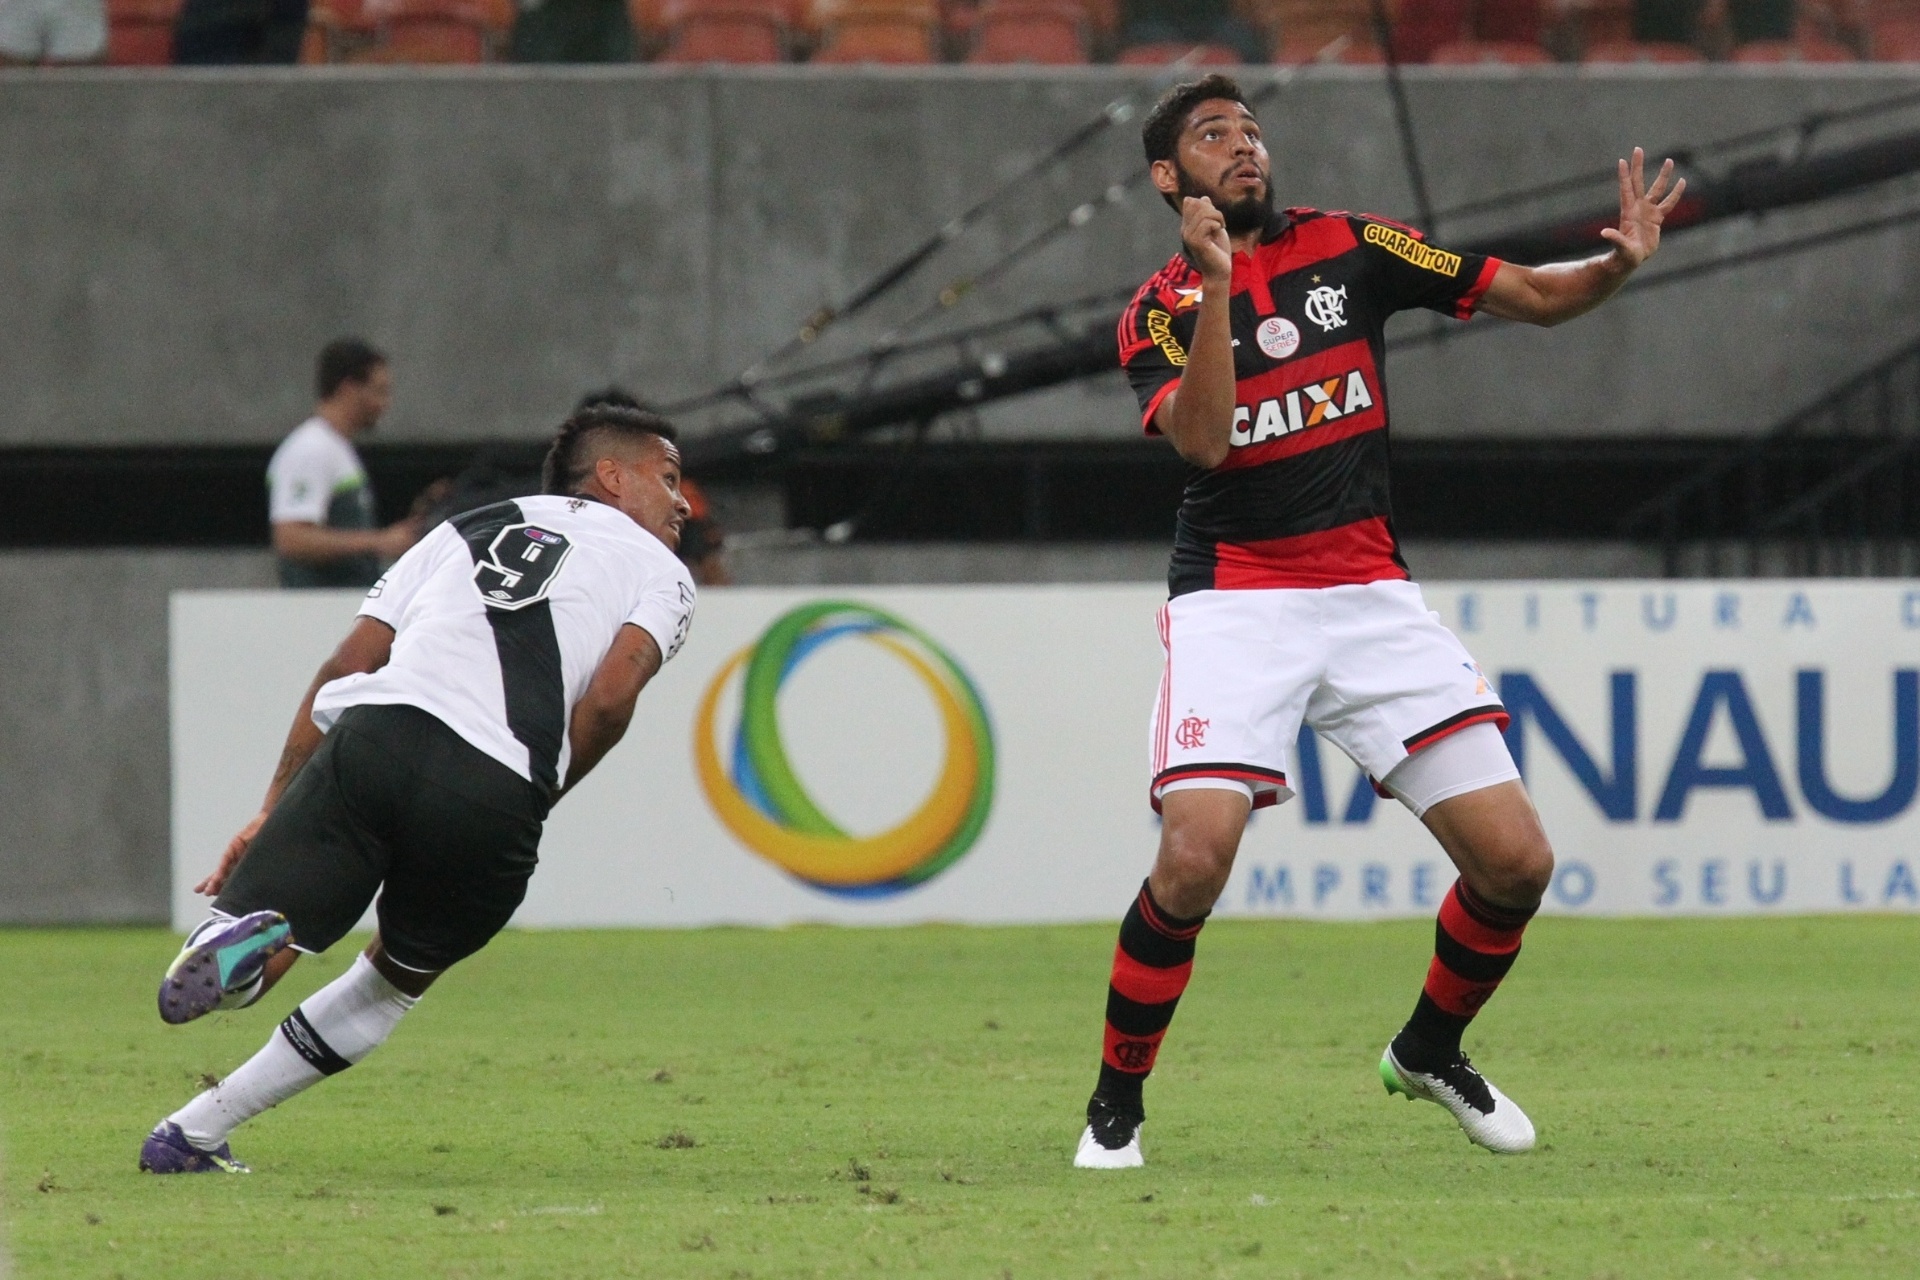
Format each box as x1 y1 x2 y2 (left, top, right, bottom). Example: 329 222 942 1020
1118 912 1196 969
1104 988 1179 1038
1455 880 1537 931
1433 928 1521 984
279 1008 353 1076
452 502 568 794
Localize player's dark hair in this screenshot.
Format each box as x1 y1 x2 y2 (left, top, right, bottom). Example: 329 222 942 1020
1142 74 1251 167
316 338 387 400
541 404 679 496
573 385 650 414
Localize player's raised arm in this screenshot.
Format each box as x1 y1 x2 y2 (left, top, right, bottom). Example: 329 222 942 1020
1479 147 1686 328
1157 196 1239 469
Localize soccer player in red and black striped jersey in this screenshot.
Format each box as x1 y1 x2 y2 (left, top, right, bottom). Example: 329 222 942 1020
1075 75 1685 1168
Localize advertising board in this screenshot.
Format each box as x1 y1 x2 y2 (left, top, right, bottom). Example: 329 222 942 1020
172 582 1920 930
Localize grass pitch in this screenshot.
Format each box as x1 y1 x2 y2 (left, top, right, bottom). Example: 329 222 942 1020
4 917 1919 1278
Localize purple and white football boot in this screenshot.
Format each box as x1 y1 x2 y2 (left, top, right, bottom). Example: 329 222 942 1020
138 1122 251 1174
158 910 292 1026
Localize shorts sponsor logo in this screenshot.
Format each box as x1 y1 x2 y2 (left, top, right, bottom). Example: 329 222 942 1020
694 602 996 899
1363 222 1463 277
1174 715 1210 749
1145 309 1187 366
1229 370 1377 448
1255 316 1301 360
1303 285 1347 333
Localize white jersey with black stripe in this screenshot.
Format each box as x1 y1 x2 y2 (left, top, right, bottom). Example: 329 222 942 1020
310 495 696 792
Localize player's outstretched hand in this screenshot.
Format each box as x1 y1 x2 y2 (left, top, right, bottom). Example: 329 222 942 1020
1181 196 1233 281
196 810 266 897
1601 147 1685 270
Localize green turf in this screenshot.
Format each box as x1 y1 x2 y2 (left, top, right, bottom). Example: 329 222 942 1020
5 917 1920 1278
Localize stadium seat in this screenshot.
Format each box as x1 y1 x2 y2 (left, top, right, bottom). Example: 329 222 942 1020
1580 37 1706 61
1474 0 1542 44
1247 0 1379 63
810 0 937 60
1115 39 1245 63
1870 15 1920 57
106 0 179 63
1390 0 1469 60
1570 0 1633 45
304 0 378 61
1730 34 1858 58
380 8 492 60
1275 30 1382 59
659 0 789 59
967 0 1088 63
1428 37 1553 62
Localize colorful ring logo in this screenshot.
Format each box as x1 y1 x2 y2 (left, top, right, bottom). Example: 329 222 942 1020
694 602 995 898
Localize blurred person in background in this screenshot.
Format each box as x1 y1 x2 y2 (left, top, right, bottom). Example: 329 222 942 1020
0 0 105 63
268 338 425 589
576 387 731 585
1120 0 1267 62
1725 0 1793 41
1633 0 1705 42
510 0 633 62
172 0 307 62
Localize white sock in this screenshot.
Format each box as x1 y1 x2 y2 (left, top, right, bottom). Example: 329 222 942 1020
170 954 419 1149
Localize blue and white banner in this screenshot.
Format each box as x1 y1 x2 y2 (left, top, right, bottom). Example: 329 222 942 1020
171 581 1920 929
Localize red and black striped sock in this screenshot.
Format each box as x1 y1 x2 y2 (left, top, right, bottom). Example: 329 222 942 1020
1395 879 1535 1069
1096 879 1208 1107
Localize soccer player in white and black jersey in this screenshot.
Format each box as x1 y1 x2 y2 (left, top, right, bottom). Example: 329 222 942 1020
1075 76 1686 1168
139 404 697 1174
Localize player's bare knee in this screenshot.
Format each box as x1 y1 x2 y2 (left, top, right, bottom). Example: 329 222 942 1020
1153 822 1238 912
1481 832 1554 907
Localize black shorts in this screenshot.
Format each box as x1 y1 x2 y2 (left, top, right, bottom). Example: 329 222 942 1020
215 703 549 973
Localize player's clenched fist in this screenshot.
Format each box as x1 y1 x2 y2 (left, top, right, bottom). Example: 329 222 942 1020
1181 196 1232 282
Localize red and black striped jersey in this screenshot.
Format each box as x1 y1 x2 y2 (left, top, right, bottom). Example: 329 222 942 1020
1119 207 1501 596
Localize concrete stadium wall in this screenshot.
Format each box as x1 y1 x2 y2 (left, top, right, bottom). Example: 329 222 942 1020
2 65 1919 451
0 550 274 924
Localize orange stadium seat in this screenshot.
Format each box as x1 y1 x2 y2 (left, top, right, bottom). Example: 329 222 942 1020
967 0 1088 62
1390 0 1468 59
304 0 377 61
1276 31 1383 58
1581 37 1705 61
1116 39 1245 63
1248 0 1380 62
811 0 938 60
1730 34 1858 59
659 0 790 59
1429 37 1552 61
1871 15 1920 56
106 0 179 63
1570 0 1633 45
1474 0 1542 43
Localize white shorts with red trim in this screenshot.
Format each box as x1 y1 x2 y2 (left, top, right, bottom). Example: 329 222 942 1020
1148 579 1511 812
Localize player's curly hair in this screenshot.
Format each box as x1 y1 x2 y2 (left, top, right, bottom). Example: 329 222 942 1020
1141 74 1251 167
541 404 679 496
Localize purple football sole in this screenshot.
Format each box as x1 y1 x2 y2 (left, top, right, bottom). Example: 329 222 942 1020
157 912 290 1026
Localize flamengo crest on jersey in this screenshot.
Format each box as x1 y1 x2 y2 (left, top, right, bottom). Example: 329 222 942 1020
1119 208 1501 596
310 495 696 792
